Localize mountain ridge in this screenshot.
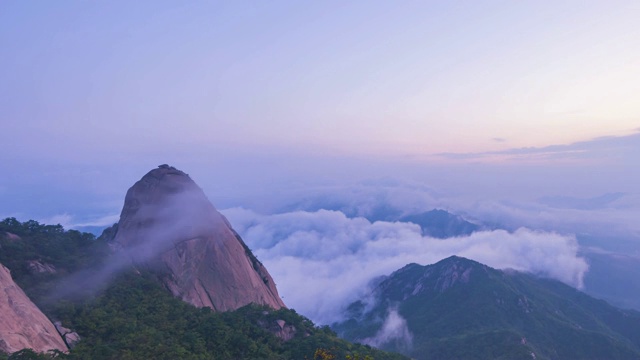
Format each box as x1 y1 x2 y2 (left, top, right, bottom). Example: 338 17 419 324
334 256 640 359
399 211 480 238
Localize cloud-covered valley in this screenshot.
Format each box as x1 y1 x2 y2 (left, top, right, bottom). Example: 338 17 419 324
223 207 588 325
24 170 638 320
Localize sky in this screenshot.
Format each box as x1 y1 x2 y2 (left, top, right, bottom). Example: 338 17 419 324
1 1 640 322
2 1 639 159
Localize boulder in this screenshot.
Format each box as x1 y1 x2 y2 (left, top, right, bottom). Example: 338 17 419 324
0 263 67 354
53 321 81 349
27 260 57 274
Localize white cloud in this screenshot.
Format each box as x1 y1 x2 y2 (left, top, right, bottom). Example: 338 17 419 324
72 214 120 228
41 213 74 228
253 176 640 242
275 178 442 220
362 308 413 350
223 207 588 325
39 213 120 230
436 132 640 163
462 197 640 238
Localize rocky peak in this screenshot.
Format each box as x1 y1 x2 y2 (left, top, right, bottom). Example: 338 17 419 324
399 210 479 238
431 256 479 292
0 263 67 355
374 256 488 301
110 165 285 312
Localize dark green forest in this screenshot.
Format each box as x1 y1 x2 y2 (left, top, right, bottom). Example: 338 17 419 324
334 258 640 360
0 218 406 360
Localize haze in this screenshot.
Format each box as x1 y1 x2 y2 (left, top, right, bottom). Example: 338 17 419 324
1 1 639 323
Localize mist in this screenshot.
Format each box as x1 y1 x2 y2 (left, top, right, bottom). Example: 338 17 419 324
362 308 413 351
45 186 227 303
4 131 638 323
224 207 588 325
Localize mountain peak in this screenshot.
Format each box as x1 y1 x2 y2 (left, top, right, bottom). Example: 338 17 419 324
381 257 486 300
147 164 192 180
430 256 485 292
399 209 479 238
111 166 285 312
434 255 484 267
336 256 640 359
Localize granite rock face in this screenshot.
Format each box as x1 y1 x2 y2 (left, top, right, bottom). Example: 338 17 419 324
111 165 285 312
27 260 57 275
0 263 67 354
53 322 81 349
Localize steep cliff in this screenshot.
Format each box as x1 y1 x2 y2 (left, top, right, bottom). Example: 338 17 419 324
0 263 67 355
110 165 285 312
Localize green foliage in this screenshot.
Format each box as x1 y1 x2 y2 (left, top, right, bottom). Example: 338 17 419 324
52 271 405 360
0 218 110 304
335 257 640 360
1 218 406 360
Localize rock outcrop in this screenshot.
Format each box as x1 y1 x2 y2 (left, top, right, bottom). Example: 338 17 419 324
27 260 57 274
111 165 285 312
272 319 297 341
0 263 67 354
53 322 81 349
3 232 21 241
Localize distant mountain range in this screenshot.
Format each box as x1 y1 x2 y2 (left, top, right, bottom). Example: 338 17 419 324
334 256 640 360
399 209 479 238
538 192 626 210
285 193 482 238
2 165 639 359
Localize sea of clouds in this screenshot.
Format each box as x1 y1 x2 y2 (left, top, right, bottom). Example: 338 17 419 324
223 206 588 325
32 174 639 323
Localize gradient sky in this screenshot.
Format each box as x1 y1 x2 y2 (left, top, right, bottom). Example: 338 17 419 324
1 1 639 222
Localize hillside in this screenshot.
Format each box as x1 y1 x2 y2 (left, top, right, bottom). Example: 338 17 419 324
333 256 640 360
0 217 407 360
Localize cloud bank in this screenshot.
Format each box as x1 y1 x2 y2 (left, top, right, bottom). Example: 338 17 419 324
223 207 588 324
436 132 640 163
40 213 120 231
285 178 640 241
362 308 413 351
